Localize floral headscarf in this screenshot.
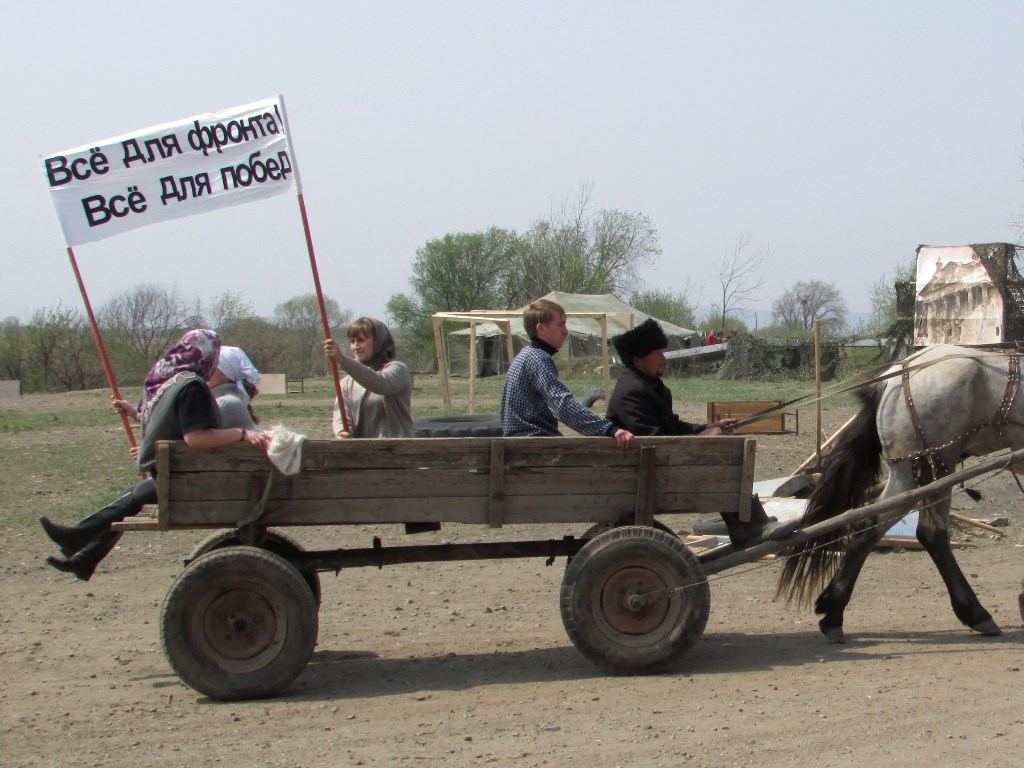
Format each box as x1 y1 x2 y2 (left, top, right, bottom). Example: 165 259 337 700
138 329 220 423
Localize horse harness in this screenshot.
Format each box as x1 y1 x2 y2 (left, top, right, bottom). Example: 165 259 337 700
889 350 1022 483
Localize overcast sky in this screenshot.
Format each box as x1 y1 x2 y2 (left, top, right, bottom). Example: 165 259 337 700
5 1 1024 330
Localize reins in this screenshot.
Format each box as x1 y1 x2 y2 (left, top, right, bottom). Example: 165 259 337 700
728 349 1023 430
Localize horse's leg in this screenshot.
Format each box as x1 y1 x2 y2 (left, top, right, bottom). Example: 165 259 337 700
814 521 890 643
813 466 916 643
916 492 1001 636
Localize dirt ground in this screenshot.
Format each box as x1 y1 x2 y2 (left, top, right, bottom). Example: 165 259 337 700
4 403 1024 768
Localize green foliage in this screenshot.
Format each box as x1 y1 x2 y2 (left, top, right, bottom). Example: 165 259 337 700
700 312 749 336
629 288 697 329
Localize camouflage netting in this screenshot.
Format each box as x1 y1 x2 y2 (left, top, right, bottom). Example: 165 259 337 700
717 334 852 382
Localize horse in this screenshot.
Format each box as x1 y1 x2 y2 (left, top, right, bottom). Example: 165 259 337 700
776 344 1024 642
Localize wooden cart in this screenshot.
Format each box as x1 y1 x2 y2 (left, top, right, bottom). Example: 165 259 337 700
122 434 761 700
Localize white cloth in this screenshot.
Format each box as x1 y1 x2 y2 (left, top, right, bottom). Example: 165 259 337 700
267 424 306 476
217 346 261 400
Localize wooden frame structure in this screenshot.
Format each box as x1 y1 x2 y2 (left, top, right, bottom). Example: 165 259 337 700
431 310 635 415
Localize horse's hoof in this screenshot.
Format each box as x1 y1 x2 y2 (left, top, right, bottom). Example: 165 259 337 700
819 621 846 644
971 618 1001 636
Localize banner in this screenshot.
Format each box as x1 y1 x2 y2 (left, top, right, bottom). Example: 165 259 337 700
43 96 298 246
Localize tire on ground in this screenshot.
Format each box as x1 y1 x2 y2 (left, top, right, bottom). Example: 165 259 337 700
413 415 503 438
161 546 319 701
560 526 710 675
187 529 321 605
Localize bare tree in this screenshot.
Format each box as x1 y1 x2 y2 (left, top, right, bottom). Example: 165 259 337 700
712 237 768 335
772 280 848 336
274 293 351 376
23 305 100 392
98 284 201 363
205 291 256 333
515 181 661 304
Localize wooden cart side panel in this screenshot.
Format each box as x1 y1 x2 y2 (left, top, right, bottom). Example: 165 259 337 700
157 436 756 529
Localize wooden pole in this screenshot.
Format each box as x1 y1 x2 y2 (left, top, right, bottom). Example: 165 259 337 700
66 246 136 451
468 322 478 414
703 446 1024 576
814 319 822 468
294 193 348 433
790 413 859 476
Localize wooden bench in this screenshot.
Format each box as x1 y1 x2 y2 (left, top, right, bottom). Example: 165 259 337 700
153 435 758 531
707 400 797 435
285 377 305 394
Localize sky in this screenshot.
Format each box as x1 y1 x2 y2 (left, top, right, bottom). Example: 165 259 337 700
4 1 1024 331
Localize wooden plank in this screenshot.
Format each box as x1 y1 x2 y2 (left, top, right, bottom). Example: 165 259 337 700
156 442 171 531
164 464 747 503
708 400 789 434
161 486 749 528
734 438 756 521
488 440 505 528
634 446 656 526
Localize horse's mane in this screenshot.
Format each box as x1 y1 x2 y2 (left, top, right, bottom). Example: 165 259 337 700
776 384 885 607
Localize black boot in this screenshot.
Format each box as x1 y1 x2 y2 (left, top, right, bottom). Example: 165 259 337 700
721 495 798 549
45 531 122 582
39 517 95 558
39 479 156 557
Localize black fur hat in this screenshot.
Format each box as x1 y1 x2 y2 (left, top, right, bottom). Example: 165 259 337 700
612 318 668 363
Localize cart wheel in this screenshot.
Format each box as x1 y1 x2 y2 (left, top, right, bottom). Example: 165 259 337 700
567 520 676 568
187 529 321 605
560 526 710 675
161 547 318 701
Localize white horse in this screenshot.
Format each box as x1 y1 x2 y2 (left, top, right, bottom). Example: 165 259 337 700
776 344 1024 642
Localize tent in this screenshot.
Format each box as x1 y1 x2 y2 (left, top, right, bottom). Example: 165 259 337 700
432 292 697 416
446 292 696 377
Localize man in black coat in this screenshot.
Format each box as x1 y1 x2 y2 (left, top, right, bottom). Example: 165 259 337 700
606 319 733 436
605 319 796 547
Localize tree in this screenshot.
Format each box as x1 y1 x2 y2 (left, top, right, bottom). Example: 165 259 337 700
388 228 525 361
23 305 100 392
865 258 916 336
274 293 350 376
205 291 256 333
712 236 768 335
98 284 201 381
772 280 848 336
410 229 524 312
629 287 697 329
513 181 661 305
0 317 26 382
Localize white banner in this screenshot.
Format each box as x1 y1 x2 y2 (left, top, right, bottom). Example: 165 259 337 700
43 96 298 246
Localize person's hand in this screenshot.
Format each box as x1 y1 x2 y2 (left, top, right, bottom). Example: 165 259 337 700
129 445 139 461
612 427 634 450
244 429 271 451
323 338 342 361
111 396 139 422
701 418 737 436
335 431 351 439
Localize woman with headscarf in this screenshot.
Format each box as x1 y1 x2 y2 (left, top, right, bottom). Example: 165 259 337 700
39 329 271 581
323 317 413 438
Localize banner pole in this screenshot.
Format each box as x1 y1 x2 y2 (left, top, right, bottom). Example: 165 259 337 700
66 246 137 449
294 193 349 433
276 94 349 433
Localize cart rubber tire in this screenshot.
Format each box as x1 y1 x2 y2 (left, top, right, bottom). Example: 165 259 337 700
567 519 676 568
560 526 710 675
187 529 321 605
412 415 503 438
161 546 318 701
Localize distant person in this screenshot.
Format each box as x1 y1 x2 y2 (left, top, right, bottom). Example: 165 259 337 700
39 330 271 581
323 317 413 438
500 299 633 448
706 329 717 345
606 319 794 547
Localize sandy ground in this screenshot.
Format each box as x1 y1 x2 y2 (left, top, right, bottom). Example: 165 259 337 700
4 404 1024 768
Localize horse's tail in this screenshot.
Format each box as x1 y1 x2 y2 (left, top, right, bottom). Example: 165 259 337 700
775 384 885 607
